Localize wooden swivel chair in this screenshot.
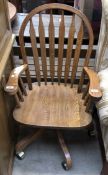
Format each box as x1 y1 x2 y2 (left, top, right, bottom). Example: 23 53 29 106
5 3 102 170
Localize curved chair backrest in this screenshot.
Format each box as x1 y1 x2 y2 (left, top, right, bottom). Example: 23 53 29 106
19 3 94 91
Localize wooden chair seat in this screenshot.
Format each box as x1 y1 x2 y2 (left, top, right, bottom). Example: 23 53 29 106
13 84 92 128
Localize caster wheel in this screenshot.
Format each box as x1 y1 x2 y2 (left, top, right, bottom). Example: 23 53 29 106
16 151 25 160
62 161 69 170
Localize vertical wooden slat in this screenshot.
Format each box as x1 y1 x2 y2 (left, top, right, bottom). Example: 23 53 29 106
71 21 83 87
58 11 65 85
49 11 55 84
64 15 75 85
30 18 41 86
19 35 32 90
78 45 93 92
39 14 47 85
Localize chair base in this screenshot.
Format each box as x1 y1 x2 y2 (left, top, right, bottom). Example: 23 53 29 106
15 128 72 170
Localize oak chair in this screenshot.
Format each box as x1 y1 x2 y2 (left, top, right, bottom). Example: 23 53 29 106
5 3 102 170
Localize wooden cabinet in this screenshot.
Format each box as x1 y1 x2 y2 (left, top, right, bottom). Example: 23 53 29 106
0 0 15 174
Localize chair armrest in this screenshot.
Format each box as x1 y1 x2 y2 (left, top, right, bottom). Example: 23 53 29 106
4 64 27 95
84 67 102 100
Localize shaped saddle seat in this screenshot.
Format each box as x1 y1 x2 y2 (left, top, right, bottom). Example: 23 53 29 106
13 84 92 128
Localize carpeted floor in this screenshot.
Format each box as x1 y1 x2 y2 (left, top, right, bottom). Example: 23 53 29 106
13 129 102 175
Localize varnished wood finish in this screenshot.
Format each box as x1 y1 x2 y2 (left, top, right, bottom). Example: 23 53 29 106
71 21 83 87
39 14 47 84
15 129 44 153
58 12 65 85
0 34 15 80
84 93 89 106
82 82 89 99
30 19 41 86
13 84 92 128
5 3 99 171
84 67 102 100
57 130 72 169
19 3 94 88
19 27 32 90
65 15 75 86
5 64 27 94
78 45 94 93
0 1 16 174
49 11 55 84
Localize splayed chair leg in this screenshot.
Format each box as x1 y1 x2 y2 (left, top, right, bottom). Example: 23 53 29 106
15 128 44 159
57 130 72 170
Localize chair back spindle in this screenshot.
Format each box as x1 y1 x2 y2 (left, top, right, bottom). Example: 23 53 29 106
58 11 65 85
64 15 75 86
30 18 41 86
49 11 55 84
19 29 32 90
39 14 47 85
71 21 83 87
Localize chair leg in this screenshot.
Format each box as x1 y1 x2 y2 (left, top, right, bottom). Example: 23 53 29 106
57 130 72 170
15 128 44 159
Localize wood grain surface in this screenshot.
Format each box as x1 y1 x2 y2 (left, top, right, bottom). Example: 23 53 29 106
5 64 27 94
18 3 94 89
58 11 65 84
13 83 92 128
84 67 102 99
64 15 75 86
49 11 55 84
30 19 41 86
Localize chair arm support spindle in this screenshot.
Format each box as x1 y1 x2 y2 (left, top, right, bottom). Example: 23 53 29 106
84 67 102 100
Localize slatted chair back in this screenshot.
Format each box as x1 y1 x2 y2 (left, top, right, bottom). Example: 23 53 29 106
19 3 94 91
